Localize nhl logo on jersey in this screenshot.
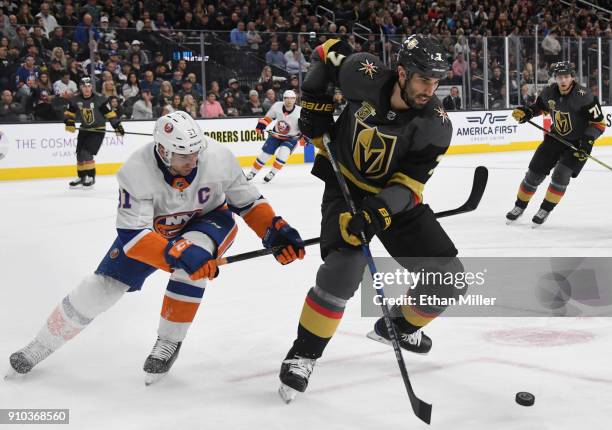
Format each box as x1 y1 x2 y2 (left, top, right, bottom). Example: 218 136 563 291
164 123 174 133
352 119 397 179
553 111 573 136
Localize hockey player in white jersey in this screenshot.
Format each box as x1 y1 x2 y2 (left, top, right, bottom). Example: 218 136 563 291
246 90 303 183
7 111 305 385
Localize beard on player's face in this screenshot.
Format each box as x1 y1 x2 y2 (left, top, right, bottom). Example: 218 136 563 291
404 73 439 109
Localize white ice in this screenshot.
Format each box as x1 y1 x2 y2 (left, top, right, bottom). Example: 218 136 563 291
1 148 612 430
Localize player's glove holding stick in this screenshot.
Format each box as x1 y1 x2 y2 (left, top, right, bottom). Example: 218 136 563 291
263 216 305 265
511 106 534 124
339 196 392 246
65 118 76 133
111 119 125 137
164 237 219 281
298 93 335 146
574 137 594 161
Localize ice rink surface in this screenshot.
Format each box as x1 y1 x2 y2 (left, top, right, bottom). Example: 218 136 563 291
1 148 612 430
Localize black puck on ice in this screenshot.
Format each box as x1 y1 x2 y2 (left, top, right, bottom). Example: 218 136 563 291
515 392 535 406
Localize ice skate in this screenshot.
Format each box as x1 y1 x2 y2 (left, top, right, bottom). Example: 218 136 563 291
532 208 550 227
82 175 95 189
367 317 432 354
245 171 256 181
7 340 54 378
505 206 525 225
143 337 182 386
278 351 316 404
69 177 83 189
263 171 276 183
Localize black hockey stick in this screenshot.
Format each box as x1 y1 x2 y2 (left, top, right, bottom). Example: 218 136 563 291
74 127 154 137
218 165 488 266
527 120 612 172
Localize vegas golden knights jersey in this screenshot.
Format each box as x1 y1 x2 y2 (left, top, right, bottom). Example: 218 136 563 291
303 41 453 205
531 83 605 142
64 93 117 130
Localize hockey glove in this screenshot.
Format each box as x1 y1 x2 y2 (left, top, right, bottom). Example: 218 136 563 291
164 237 219 281
255 120 267 136
114 123 125 137
65 118 76 133
262 216 305 265
574 137 593 161
511 106 534 124
298 94 335 140
339 196 392 246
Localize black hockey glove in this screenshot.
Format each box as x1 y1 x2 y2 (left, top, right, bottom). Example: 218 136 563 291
511 106 534 124
574 137 593 161
65 118 76 133
298 94 335 140
114 123 125 137
339 196 392 246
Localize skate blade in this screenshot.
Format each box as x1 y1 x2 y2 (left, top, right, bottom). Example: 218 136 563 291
366 330 391 346
278 383 298 404
144 372 168 386
531 223 543 229
506 218 518 225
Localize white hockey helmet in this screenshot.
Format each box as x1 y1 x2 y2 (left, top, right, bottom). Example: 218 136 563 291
153 111 206 166
283 89 297 99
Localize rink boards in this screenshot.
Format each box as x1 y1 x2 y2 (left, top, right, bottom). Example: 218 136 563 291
1 108 612 180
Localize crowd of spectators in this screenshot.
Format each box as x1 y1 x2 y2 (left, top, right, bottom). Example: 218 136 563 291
0 0 611 123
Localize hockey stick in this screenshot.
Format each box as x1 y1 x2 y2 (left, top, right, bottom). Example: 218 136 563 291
320 133 432 424
74 127 154 137
527 120 612 172
218 165 488 266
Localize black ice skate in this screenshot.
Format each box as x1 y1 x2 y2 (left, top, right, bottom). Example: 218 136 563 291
532 208 550 227
69 177 83 188
143 337 182 386
505 206 525 224
6 340 53 378
263 171 276 183
278 351 316 404
367 317 432 354
82 175 95 189
245 171 256 181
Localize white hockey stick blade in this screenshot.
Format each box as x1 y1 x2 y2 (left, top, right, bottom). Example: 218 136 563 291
278 384 298 404
144 372 168 386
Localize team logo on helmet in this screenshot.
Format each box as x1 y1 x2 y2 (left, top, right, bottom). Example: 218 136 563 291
164 123 174 133
358 59 378 79
404 37 419 50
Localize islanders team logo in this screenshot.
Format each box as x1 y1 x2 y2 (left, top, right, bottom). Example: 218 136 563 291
276 120 291 135
164 123 174 133
154 210 202 238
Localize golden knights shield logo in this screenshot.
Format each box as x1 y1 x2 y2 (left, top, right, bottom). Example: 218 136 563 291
552 110 572 136
352 119 397 179
81 108 95 125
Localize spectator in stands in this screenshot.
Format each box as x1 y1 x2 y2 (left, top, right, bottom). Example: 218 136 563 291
122 72 140 100
284 42 308 75
519 84 536 105
67 59 82 83
99 15 117 45
221 78 245 108
208 81 221 100
49 26 70 51
50 46 67 68
287 74 300 95
53 70 77 97
182 93 198 118
333 89 347 116
0 8 10 35
0 46 13 91
101 80 118 99
73 13 99 45
179 79 201 104
130 53 144 77
258 65 274 91
15 55 39 94
443 87 462 111
490 66 504 100
542 30 561 65
452 54 467 79
35 2 57 35
186 73 203 97
246 21 262 50
200 91 225 118
230 21 247 47
57 4 79 34
262 88 277 111
131 88 153 119
170 70 184 92
170 94 182 111
222 92 239 117
10 25 28 52
139 70 160 97
266 40 286 71
17 4 35 26
155 81 174 109
129 40 149 65
241 89 264 116
108 95 125 119
0 89 24 122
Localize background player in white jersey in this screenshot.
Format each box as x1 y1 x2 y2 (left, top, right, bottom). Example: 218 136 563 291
246 90 303 183
8 111 305 385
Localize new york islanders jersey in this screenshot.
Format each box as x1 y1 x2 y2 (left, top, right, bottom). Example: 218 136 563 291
115 139 276 271
258 102 302 140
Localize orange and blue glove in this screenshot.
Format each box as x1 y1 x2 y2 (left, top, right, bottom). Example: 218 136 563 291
164 237 219 281
263 216 305 265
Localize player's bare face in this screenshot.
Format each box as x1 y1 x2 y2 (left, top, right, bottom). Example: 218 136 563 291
284 97 296 110
406 73 439 108
170 152 199 176
556 74 573 94
81 84 93 97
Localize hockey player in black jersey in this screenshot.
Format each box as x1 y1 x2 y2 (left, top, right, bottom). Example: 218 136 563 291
507 61 606 226
278 35 466 402
64 77 125 188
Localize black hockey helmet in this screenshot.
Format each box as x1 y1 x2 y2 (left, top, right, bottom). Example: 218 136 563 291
80 76 93 86
550 61 575 77
397 35 448 80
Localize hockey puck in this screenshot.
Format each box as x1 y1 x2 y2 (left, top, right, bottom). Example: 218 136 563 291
515 392 535 406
